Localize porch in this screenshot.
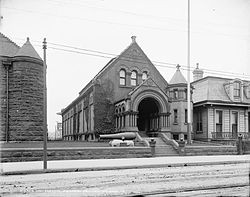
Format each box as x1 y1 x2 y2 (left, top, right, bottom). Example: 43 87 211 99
211 132 249 139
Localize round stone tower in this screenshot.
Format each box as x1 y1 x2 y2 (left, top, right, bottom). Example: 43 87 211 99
167 64 193 141
8 38 44 141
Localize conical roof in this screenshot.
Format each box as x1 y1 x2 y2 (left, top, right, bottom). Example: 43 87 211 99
15 37 42 60
0 33 20 57
169 65 187 84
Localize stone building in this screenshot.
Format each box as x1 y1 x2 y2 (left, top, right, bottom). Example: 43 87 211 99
166 64 193 140
192 66 250 142
0 33 44 141
61 36 192 141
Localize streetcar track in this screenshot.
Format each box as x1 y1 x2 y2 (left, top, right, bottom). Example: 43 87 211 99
124 184 250 197
1 163 249 196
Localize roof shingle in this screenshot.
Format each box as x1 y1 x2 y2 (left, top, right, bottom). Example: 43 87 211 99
0 33 20 57
169 65 187 84
14 37 42 60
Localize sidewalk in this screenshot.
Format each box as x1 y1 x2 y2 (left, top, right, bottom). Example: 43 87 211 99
1 155 250 175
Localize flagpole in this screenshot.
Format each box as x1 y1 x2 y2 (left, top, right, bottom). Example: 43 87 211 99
187 0 192 144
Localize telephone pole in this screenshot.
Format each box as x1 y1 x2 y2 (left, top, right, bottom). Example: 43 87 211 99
43 38 48 170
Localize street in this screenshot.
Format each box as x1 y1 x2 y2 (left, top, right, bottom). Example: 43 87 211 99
1 162 249 196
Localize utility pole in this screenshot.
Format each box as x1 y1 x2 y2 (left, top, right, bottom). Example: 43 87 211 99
187 0 192 145
43 38 48 170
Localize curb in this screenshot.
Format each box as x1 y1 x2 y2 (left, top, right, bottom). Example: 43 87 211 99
1 159 249 176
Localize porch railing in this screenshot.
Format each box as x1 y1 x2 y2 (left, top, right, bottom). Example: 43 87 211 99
211 132 249 139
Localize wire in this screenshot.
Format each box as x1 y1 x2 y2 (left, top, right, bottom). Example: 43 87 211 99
46 45 250 79
47 0 249 30
2 6 249 40
1 37 249 79
2 7 187 33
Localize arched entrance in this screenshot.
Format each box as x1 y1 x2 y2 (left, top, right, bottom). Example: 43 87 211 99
137 97 160 133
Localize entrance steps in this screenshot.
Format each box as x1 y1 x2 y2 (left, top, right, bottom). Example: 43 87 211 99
143 137 179 156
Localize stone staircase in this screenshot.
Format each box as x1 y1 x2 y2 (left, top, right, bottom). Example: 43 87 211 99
143 137 179 156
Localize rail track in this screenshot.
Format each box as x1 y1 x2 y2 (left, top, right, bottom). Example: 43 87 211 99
1 163 249 196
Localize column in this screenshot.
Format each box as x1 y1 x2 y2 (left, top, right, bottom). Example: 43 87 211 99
121 115 124 128
125 114 130 127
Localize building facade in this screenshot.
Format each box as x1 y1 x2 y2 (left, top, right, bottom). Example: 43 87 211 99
166 64 193 140
61 36 192 141
0 33 44 141
192 66 250 141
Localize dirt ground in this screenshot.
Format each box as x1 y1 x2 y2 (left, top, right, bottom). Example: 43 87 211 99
1 163 249 196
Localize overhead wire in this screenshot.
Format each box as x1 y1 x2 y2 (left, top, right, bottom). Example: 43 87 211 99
2 6 249 40
1 37 249 79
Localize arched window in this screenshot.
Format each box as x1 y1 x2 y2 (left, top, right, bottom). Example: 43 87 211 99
131 70 137 86
142 71 148 81
119 69 126 85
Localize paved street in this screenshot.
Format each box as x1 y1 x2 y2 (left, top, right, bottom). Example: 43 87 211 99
1 155 250 175
1 162 249 196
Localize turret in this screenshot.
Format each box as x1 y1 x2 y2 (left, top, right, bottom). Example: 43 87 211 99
8 37 44 141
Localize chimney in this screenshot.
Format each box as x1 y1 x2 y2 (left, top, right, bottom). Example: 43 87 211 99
193 63 204 81
131 36 136 43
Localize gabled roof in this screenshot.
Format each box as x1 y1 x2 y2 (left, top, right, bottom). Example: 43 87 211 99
0 32 20 57
79 36 168 96
14 37 42 60
169 65 187 84
128 77 157 96
128 77 168 99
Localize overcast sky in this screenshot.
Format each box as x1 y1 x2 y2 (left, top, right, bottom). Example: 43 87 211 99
1 0 250 135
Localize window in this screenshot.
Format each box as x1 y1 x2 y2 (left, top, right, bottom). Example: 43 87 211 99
197 111 202 133
179 90 184 99
174 109 178 124
232 111 238 138
216 111 223 135
142 71 148 81
131 70 137 86
234 82 240 97
119 69 126 85
173 89 178 99
184 89 187 99
185 109 187 123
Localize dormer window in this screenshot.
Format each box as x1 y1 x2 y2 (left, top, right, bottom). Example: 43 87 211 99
234 82 240 97
142 71 148 81
119 69 126 85
131 70 137 86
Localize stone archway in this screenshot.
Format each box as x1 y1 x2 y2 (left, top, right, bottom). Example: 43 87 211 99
130 89 171 134
137 97 160 132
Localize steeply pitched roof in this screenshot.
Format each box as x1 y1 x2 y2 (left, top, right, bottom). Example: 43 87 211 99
128 77 159 97
0 32 20 57
169 65 187 84
14 37 42 60
78 36 168 96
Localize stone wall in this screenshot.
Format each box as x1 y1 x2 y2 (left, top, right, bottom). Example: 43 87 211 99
94 79 116 135
8 58 44 141
0 58 7 141
243 140 250 154
1 147 152 162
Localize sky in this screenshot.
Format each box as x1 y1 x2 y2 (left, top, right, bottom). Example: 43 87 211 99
0 0 249 136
